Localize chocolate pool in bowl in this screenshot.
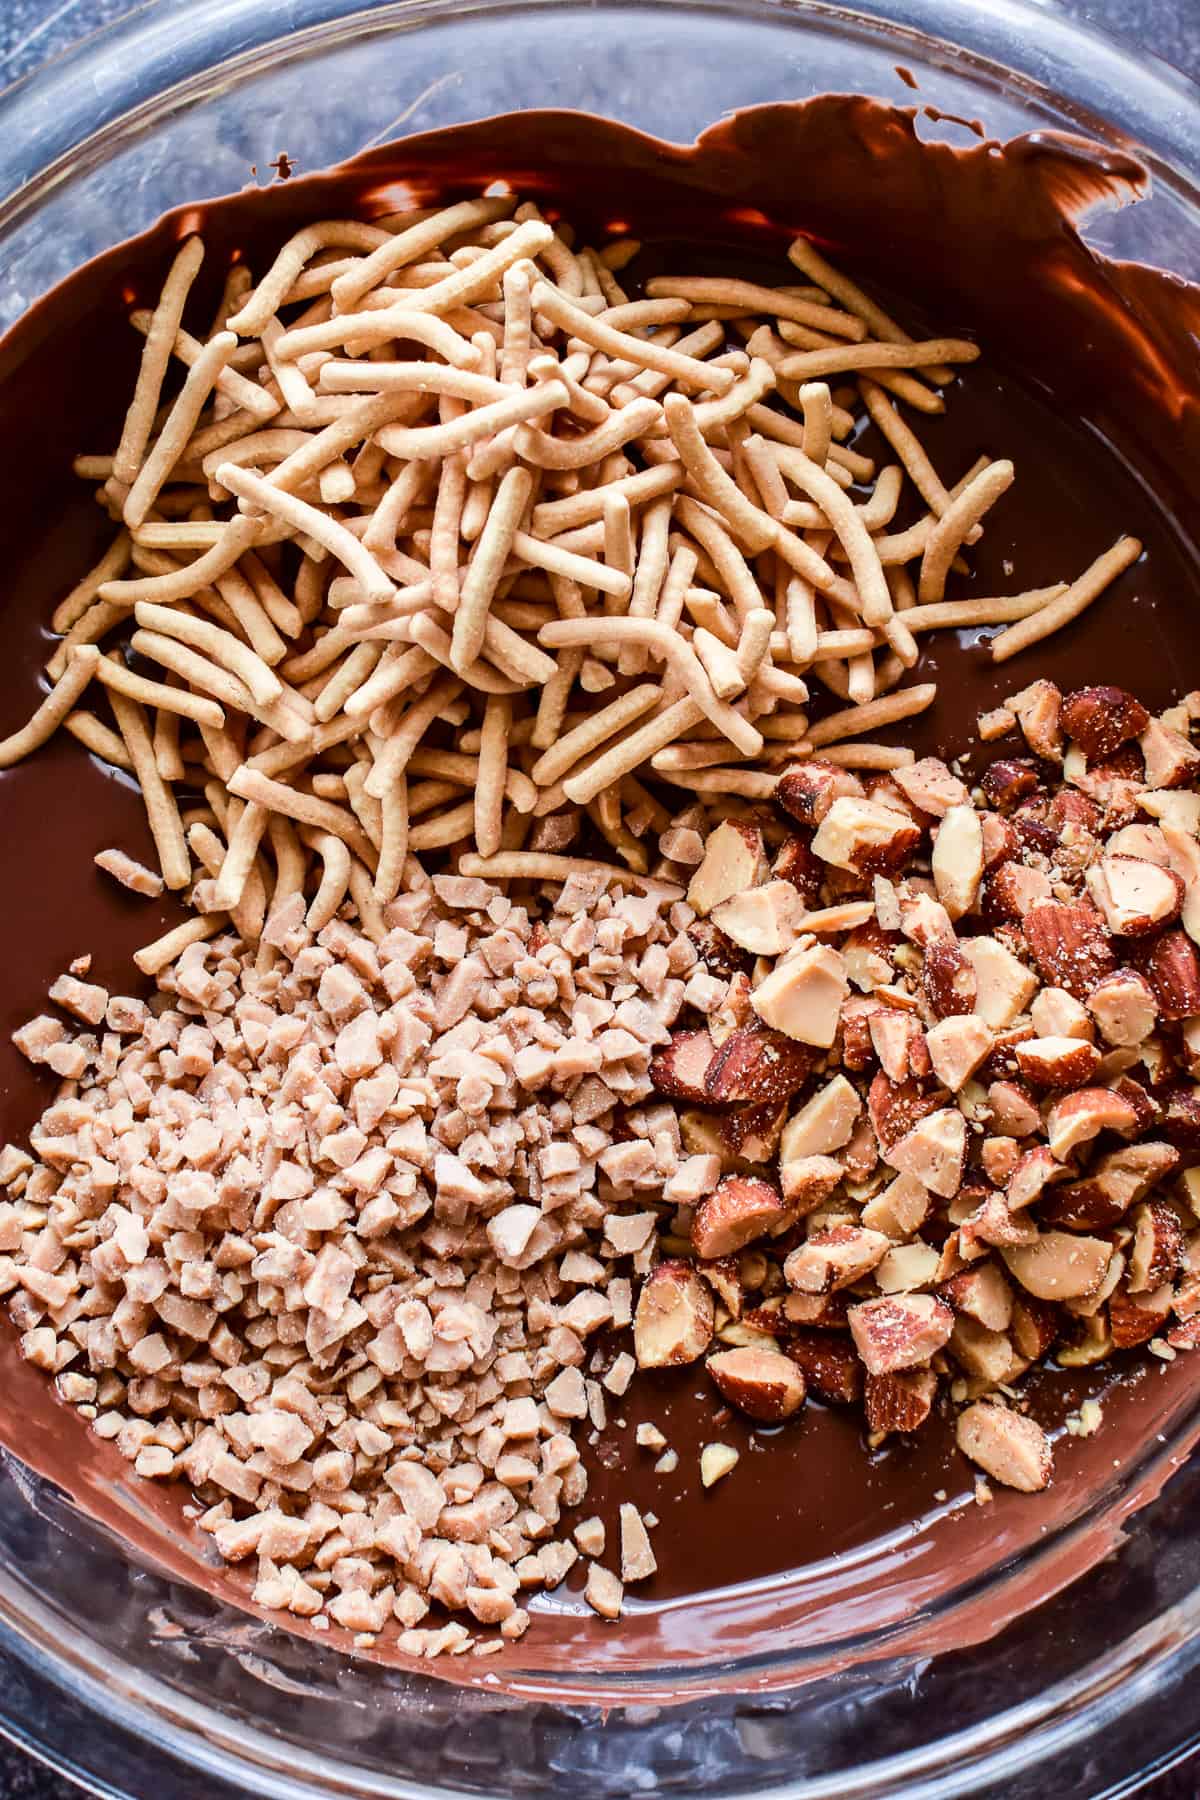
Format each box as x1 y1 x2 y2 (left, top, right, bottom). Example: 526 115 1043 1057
2 93 1200 1699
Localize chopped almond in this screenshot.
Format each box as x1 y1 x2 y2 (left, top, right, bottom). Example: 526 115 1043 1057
687 819 768 916
940 1260 1013 1331
1140 716 1200 789
892 757 971 818
811 796 921 877
691 1175 787 1259
922 938 978 1018
961 935 1039 1028
925 1015 993 1092
780 1075 861 1161
1085 854 1182 936
776 760 864 827
777 1154 843 1220
865 1367 938 1434
585 1563 624 1620
711 881 804 955
1029 986 1093 1041
986 859 1053 921
784 1223 891 1294
986 1078 1042 1137
886 1108 966 1199
1060 685 1149 760
1014 1035 1102 1089
650 1028 716 1101
1001 1231 1113 1301
618 1504 657 1582
1127 1199 1185 1293
783 1331 863 1404
1045 1086 1138 1159
1005 1145 1062 1211
1022 901 1117 1001
847 1293 954 1375
956 1402 1052 1492
751 943 848 1047
1007 678 1063 761
931 804 984 920
706 1346 806 1421
862 1171 931 1240
1137 928 1200 1019
633 1261 714 1369
704 1024 814 1107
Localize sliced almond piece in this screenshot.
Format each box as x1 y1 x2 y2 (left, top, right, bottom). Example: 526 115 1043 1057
691 1175 787 1259
687 819 767 917
925 1015 993 1092
706 1346 806 1422
886 1107 966 1199
633 1261 714 1369
711 880 804 955
956 1401 1052 1491
931 804 984 921
961 936 1039 1028
1001 1231 1113 1301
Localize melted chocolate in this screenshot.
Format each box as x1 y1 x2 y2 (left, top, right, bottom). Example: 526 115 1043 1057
2 96 1200 1699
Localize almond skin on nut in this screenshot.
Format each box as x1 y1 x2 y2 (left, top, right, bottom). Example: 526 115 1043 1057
865 1368 938 1435
706 1346 807 1422
1022 900 1117 1001
776 761 863 827
704 1024 815 1107
847 1294 954 1375
783 1331 863 1404
1060 686 1150 760
649 1028 716 1102
633 1261 715 1369
691 1175 787 1260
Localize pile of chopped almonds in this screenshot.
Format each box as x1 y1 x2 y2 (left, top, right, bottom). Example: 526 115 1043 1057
637 680 1200 1494
0 191 1140 982
3 867 711 1650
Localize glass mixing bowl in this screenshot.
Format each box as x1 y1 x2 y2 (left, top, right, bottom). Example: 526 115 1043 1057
3 0 1200 1793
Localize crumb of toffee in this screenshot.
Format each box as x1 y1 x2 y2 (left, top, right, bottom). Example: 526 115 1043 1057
5 873 707 1651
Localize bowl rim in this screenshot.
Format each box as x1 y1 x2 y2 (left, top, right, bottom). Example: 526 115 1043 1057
4 0 1200 1794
